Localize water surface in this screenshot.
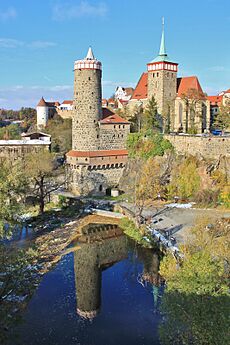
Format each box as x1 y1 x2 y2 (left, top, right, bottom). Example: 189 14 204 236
10 224 162 345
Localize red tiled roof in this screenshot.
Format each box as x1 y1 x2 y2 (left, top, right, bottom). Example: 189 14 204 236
100 113 129 124
46 102 57 107
62 100 73 105
108 98 115 103
207 95 223 106
37 97 47 107
102 107 114 118
225 89 230 93
131 73 148 100
66 149 128 158
177 76 205 98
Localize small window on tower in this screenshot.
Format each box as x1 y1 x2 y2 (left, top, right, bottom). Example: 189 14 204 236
157 72 159 77
153 73 155 78
88 77 91 81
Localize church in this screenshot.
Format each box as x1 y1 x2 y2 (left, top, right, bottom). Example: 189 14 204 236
128 20 210 134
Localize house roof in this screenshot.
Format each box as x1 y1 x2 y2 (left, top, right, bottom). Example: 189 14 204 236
100 113 129 124
21 131 51 138
62 100 73 105
102 107 114 118
207 95 223 106
131 73 148 100
37 97 59 107
131 73 206 101
46 102 57 107
177 76 205 98
66 149 128 158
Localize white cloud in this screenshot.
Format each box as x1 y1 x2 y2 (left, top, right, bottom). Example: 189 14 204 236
207 66 226 72
29 41 57 48
52 1 108 21
0 38 24 48
102 80 135 88
0 38 57 49
0 7 17 21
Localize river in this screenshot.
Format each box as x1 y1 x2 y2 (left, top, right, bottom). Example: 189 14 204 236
8 223 163 345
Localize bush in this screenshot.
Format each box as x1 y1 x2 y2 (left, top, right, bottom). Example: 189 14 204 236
195 189 220 207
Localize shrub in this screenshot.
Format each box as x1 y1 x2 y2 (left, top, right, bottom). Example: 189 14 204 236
195 189 220 207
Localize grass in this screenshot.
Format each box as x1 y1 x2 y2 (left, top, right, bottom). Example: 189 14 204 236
119 217 153 248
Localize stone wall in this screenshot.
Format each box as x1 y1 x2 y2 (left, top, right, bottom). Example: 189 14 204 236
165 134 230 159
99 123 130 150
67 163 126 195
0 143 50 161
57 108 73 119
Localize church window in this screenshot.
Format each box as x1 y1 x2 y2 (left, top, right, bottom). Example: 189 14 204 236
123 125 125 128
99 184 103 192
119 125 121 128
114 125 116 129
153 73 155 78
157 72 159 77
88 77 91 81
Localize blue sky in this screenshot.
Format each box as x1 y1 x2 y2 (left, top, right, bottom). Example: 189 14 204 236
0 0 229 109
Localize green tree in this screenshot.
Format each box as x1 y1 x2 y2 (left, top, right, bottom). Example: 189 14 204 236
181 88 205 133
214 103 230 133
143 96 161 132
0 160 27 238
0 123 22 140
168 156 200 199
45 114 72 153
159 218 230 345
24 151 64 214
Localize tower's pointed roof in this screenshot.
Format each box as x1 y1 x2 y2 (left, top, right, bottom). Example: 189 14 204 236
85 46 95 60
150 17 171 63
159 17 167 57
37 97 47 107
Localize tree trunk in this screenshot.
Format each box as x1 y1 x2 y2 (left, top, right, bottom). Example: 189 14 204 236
39 176 45 214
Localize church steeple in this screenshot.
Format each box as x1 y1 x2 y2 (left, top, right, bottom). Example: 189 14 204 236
159 17 167 57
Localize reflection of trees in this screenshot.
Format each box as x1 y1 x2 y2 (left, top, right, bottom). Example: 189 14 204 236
159 291 229 345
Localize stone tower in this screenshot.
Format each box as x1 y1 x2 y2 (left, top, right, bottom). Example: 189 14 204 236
36 97 49 129
72 47 102 151
147 18 178 120
66 47 130 196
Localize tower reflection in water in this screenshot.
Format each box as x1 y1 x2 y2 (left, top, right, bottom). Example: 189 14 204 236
73 223 160 320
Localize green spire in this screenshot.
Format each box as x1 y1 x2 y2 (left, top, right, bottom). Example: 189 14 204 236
159 17 167 56
150 17 170 63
